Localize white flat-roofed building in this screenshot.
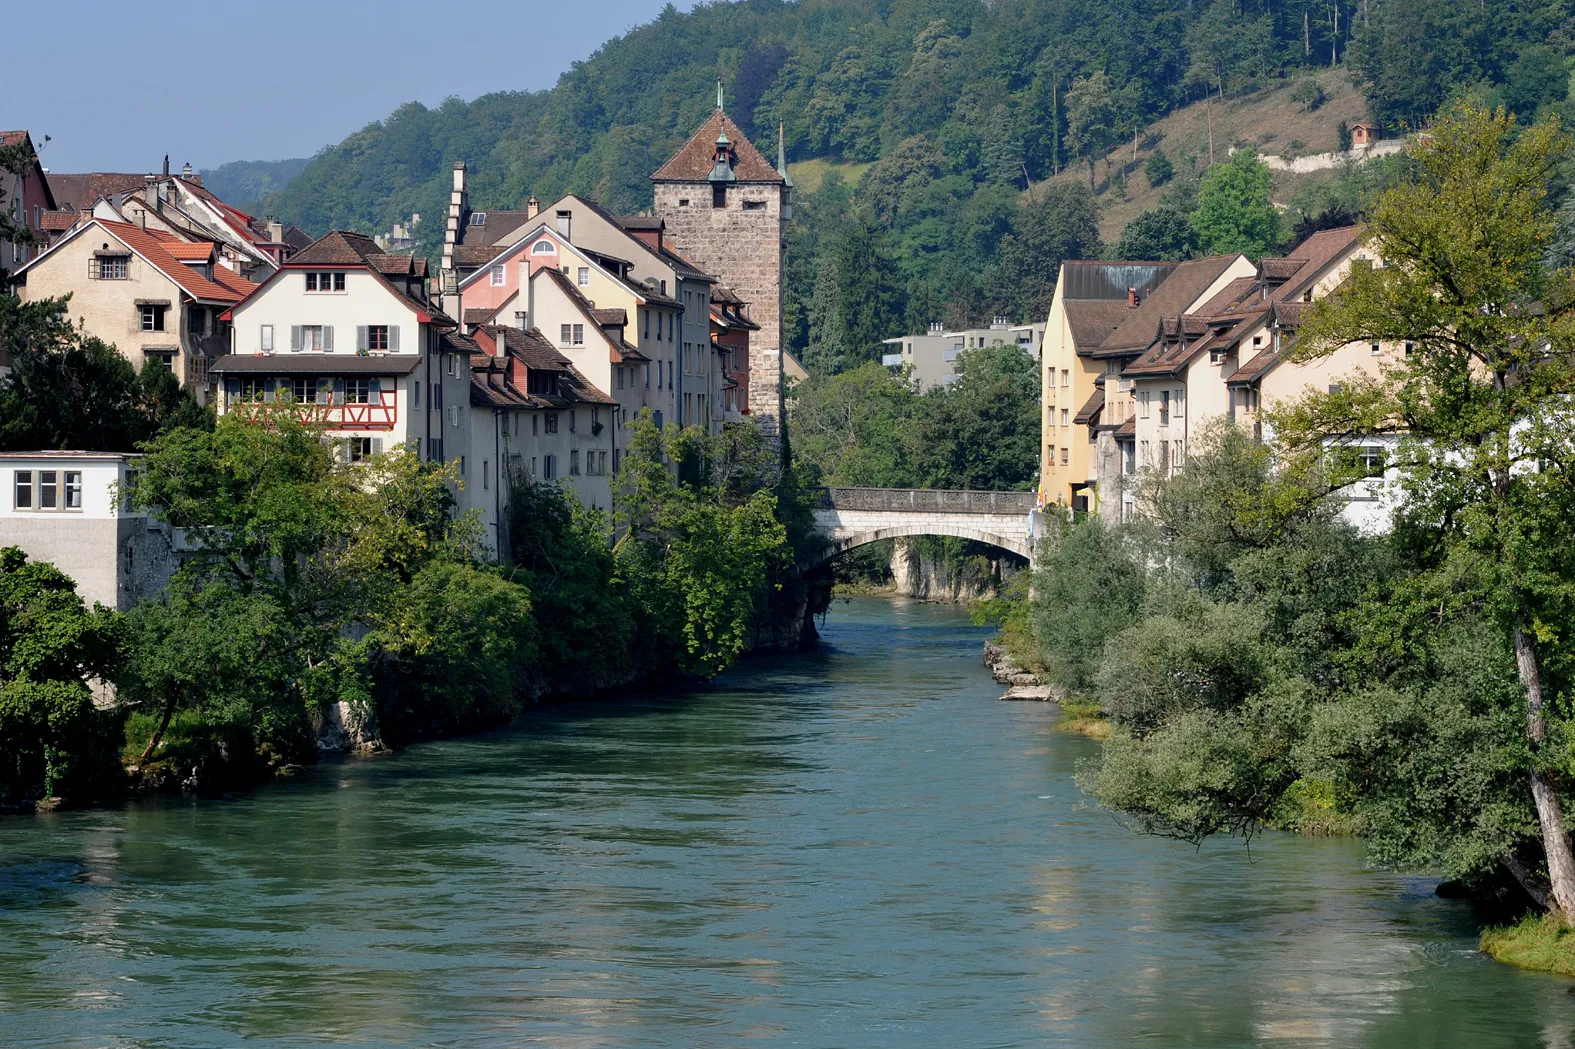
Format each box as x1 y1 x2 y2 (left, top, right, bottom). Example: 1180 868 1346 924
0 452 178 610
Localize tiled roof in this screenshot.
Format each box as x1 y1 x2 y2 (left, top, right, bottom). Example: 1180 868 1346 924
1271 226 1361 302
289 230 383 266
1063 299 1134 352
462 210 537 246
1072 388 1105 425
1114 416 1136 437
1195 276 1259 316
1126 310 1262 379
45 173 149 211
1093 255 1246 356
1260 257 1307 281
464 306 500 326
369 253 421 275
209 266 257 298
0 131 28 147
211 353 422 376
162 241 216 261
39 210 80 232
592 308 627 326
453 243 507 269
94 220 252 303
1272 300 1311 327
1228 348 1282 385
488 325 570 371
651 110 786 184
618 215 664 231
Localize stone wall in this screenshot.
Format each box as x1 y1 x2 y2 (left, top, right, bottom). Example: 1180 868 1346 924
653 183 784 440
0 516 177 611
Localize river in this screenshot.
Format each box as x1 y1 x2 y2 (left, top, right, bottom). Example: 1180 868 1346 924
2 597 1573 1047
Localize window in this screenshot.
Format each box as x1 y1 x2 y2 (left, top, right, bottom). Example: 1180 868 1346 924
294 324 329 352
428 437 444 462
64 471 82 509
568 409 576 433
532 241 555 255
1371 341 1382 355
1158 390 1170 425
617 367 624 390
260 325 274 352
140 305 166 332
678 198 690 207
1047 444 1056 464
414 381 421 409
712 184 726 208
1139 391 1150 419
1061 369 1069 388
514 311 528 330
347 437 374 462
345 378 372 404
1060 447 1069 465
1404 340 1415 358
1329 383 1343 394
39 470 57 509
97 255 128 279
544 413 558 434
470 212 486 226
290 377 313 403
743 200 766 211
577 266 590 286
572 324 583 346
460 455 466 476
187 308 205 336
570 450 580 475
240 378 266 403
305 272 345 292
560 324 572 346
365 325 389 351
483 459 491 491
1060 409 1069 427
1173 440 1185 469
13 470 30 509
1140 440 1151 466
491 264 505 286
543 454 557 480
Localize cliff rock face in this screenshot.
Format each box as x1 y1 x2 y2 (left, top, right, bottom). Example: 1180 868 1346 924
890 538 1018 603
312 702 383 754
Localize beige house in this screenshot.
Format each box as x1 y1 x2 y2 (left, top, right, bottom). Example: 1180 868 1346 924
16 217 255 399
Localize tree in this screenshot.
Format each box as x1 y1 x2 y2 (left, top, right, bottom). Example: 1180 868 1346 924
805 220 904 375
1285 102 1575 917
990 182 1103 320
912 344 1041 490
1190 148 1280 259
1115 207 1199 261
788 362 921 487
1029 515 1147 693
1143 149 1175 188
0 547 124 803
1065 70 1119 190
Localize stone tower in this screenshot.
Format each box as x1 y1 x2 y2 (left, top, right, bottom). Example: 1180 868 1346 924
652 84 791 442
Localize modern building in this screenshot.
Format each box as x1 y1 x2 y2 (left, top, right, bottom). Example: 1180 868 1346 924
882 319 1045 391
0 452 177 611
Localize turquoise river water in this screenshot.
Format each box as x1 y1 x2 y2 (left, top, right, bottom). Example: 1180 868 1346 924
3 597 1575 1047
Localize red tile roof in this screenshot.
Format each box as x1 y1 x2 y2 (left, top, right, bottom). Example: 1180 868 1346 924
1093 255 1246 356
39 210 79 232
162 241 216 262
651 111 785 184
94 220 253 303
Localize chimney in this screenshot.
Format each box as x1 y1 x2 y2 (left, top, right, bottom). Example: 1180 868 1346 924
1127 287 1140 308
526 195 540 219
268 220 283 243
162 155 170 177
440 162 468 313
182 162 193 180
555 209 571 240
137 209 146 232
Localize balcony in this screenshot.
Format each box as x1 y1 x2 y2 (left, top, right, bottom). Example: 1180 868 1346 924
226 396 399 431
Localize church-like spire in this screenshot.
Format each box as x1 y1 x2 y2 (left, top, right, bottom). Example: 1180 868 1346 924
716 77 724 111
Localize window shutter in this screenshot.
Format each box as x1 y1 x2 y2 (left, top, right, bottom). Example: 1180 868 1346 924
389 325 400 350
372 438 383 455
88 257 96 279
290 325 302 351
263 377 276 402
332 378 345 404
370 377 382 403
226 377 239 399
357 325 368 351
323 325 335 351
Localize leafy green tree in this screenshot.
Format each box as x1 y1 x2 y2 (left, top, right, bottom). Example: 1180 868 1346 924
788 362 921 487
1065 69 1119 189
805 220 904 374
1029 515 1147 692
1115 206 1198 261
1190 148 1280 258
1143 149 1174 187
912 344 1041 490
1285 103 1575 916
989 182 1102 320
0 547 125 803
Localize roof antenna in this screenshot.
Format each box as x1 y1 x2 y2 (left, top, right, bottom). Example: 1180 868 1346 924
716 77 724 111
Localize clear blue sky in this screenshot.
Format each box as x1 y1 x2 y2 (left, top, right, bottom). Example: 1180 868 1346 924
10 0 691 175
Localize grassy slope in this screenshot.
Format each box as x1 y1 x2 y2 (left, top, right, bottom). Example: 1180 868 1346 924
1481 914 1575 976
1034 69 1371 245
789 157 874 194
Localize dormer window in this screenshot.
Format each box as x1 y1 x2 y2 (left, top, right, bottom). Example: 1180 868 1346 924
469 212 486 225
532 241 555 255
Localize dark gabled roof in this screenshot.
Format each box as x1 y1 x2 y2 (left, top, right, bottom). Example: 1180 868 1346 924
1059 259 1178 302
462 210 537 246
652 110 785 184
618 214 663 231
453 243 507 269
1114 416 1136 438
592 308 627 326
488 325 569 370
44 172 147 211
464 306 500 327
289 230 383 266
1064 299 1134 353
1271 226 1361 303
1072 388 1105 425
210 353 423 376
368 253 427 277
1093 255 1246 357
1195 275 1259 316
1228 348 1282 386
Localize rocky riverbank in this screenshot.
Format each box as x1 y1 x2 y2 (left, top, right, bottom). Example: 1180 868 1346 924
983 640 1057 701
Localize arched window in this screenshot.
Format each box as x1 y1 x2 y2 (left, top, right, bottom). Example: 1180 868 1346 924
532 241 556 255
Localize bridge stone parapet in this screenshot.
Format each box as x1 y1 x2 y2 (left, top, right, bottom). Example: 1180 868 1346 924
805 488 1037 568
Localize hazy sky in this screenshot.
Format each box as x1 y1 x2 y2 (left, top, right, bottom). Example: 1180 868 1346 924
10 0 692 175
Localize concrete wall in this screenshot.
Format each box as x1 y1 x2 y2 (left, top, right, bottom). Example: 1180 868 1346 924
653 181 785 439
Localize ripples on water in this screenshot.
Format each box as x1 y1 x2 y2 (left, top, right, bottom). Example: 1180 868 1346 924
2 597 1574 1048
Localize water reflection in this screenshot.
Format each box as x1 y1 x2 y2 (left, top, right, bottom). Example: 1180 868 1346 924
1 597 1573 1047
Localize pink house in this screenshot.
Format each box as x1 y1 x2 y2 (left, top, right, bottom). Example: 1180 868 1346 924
0 131 57 275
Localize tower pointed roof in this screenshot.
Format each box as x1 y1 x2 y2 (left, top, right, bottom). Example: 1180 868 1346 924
652 110 785 185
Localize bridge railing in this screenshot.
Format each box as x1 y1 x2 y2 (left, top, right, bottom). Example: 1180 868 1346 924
816 487 1037 513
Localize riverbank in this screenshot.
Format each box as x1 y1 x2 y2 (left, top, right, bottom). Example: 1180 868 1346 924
1481 915 1575 976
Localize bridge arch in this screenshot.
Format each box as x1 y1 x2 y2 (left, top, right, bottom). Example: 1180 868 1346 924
804 523 1033 570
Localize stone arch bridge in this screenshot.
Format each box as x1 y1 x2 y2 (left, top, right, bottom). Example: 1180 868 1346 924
805 488 1038 569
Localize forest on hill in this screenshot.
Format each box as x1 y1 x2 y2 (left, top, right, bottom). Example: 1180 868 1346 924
248 0 1575 372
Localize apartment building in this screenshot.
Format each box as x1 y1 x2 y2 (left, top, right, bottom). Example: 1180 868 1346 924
882 319 1045 392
